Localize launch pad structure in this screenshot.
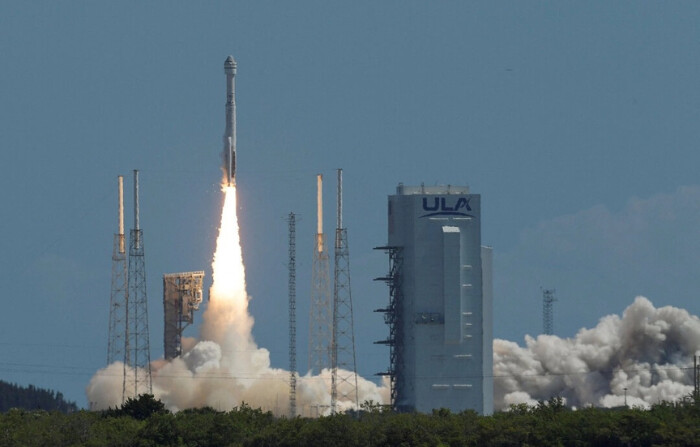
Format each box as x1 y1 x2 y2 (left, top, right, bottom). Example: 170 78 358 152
163 271 205 360
107 171 154 401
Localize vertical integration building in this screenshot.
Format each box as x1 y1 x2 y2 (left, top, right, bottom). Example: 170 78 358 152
377 184 493 414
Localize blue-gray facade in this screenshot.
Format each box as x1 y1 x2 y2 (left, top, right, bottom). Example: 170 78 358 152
388 184 493 414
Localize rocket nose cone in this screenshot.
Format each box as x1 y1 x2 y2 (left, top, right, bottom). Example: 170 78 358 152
224 55 237 73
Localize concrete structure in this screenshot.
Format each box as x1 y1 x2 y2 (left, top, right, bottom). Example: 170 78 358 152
380 184 493 414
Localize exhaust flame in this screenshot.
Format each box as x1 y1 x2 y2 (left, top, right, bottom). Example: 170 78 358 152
201 186 253 352
88 186 387 415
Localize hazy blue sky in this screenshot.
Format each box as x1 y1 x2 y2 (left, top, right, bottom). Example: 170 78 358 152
2 2 700 408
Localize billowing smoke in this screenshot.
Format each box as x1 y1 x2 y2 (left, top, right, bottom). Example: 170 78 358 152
494 296 700 409
87 187 388 415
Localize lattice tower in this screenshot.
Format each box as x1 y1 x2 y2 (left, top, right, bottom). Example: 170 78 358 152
331 169 359 412
373 246 404 410
288 212 297 417
107 175 128 369
542 288 556 335
124 169 152 399
694 355 699 399
309 174 332 375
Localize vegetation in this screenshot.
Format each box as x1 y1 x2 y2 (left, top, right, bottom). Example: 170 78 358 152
2 394 700 446
0 380 78 413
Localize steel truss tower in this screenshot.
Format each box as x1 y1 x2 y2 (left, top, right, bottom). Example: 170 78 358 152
331 169 359 412
124 169 152 399
694 355 700 399
108 176 128 368
309 174 332 375
542 288 556 335
163 271 204 360
373 246 404 410
288 212 297 418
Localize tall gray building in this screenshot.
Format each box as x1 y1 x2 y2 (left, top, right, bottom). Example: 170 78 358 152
381 184 493 414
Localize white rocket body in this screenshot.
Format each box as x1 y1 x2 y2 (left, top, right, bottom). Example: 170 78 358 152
223 56 237 186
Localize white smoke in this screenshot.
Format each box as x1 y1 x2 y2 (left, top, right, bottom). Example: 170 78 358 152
494 296 700 410
87 187 388 415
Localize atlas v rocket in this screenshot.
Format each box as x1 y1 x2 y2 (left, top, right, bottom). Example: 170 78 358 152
223 55 237 186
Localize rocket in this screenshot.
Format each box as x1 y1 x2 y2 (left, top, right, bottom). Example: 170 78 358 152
223 55 237 186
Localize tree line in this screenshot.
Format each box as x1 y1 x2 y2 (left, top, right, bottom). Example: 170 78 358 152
1 394 700 446
0 380 77 413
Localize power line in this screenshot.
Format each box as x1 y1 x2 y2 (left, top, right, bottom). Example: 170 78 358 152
0 361 697 383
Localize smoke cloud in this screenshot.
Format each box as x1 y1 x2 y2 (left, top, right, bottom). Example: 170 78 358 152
494 296 700 409
87 187 388 415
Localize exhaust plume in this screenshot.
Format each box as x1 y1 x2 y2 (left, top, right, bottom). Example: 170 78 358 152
494 296 700 410
88 186 387 414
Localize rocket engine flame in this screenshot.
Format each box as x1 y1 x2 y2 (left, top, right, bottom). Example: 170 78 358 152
201 186 252 347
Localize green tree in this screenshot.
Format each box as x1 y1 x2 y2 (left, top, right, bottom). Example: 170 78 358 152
114 394 168 421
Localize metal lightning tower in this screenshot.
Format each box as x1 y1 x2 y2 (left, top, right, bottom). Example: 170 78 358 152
107 175 128 368
542 288 556 335
124 169 152 399
309 174 332 375
288 212 297 418
694 355 699 399
331 168 359 412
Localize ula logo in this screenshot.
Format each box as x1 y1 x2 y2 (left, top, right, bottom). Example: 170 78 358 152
420 197 473 218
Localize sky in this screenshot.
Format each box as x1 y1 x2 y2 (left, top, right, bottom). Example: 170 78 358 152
2 1 700 409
